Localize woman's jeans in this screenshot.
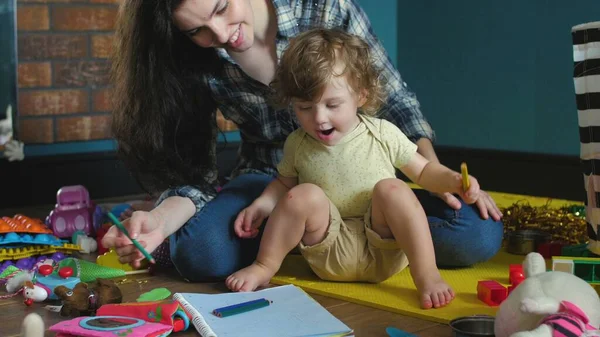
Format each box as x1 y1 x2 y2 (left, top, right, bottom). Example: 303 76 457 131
169 173 504 281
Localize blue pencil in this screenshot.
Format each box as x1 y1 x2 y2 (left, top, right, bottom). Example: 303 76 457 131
213 298 271 317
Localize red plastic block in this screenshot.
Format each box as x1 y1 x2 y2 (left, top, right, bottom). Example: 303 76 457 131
509 264 525 286
537 242 566 259
477 280 507 306
96 225 109 255
509 264 522 274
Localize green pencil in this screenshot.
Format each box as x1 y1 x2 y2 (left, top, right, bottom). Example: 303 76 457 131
107 212 155 264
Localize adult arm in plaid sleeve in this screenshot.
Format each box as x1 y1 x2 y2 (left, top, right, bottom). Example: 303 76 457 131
341 0 501 221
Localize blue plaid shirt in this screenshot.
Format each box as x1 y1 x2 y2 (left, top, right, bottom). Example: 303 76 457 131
159 0 434 211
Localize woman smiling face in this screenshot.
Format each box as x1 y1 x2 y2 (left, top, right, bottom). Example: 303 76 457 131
172 0 256 52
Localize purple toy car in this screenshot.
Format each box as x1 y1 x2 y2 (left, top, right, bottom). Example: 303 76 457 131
46 185 95 238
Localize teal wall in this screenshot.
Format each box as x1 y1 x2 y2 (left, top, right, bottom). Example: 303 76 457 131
394 0 600 156
358 0 398 67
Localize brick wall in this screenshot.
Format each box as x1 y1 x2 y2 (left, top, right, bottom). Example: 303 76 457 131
16 0 117 144
16 0 237 146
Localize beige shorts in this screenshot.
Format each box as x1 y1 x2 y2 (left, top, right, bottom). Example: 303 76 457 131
298 200 408 283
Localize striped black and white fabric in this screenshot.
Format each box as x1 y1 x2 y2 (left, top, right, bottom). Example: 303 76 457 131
573 21 600 254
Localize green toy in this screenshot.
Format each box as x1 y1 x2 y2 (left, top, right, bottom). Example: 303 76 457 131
136 288 172 302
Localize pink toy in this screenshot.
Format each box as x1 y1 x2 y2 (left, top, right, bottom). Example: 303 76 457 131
50 316 173 337
46 186 94 239
534 300 597 336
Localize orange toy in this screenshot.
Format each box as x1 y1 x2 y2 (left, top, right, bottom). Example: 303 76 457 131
0 215 52 234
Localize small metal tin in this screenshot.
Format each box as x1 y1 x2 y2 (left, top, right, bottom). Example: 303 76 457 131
505 229 551 255
449 315 495 337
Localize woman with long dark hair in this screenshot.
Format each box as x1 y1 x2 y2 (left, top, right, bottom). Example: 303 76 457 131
103 0 504 282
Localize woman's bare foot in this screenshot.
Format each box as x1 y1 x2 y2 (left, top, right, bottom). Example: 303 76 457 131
414 271 455 309
226 262 275 292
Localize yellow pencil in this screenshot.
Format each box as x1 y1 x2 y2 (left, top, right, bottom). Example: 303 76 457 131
460 162 470 191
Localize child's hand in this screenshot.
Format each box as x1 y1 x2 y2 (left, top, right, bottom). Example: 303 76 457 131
455 172 480 204
234 200 271 239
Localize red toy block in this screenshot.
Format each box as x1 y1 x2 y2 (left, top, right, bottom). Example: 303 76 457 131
96 224 110 255
537 242 566 259
509 264 522 274
477 280 507 306
509 264 525 286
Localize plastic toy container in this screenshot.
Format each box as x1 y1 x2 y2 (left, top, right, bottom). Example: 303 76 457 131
505 230 551 255
449 315 495 337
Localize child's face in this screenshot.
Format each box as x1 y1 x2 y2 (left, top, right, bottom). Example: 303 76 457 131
292 73 366 146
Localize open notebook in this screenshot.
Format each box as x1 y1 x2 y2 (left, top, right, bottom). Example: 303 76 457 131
173 284 353 337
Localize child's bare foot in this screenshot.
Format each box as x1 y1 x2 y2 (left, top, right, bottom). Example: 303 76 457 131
226 262 274 292
415 272 455 309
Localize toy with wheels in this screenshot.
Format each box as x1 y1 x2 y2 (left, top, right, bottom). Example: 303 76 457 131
46 186 96 239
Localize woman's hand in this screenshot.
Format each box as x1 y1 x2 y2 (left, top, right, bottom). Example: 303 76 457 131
471 190 502 221
234 199 272 239
101 210 166 268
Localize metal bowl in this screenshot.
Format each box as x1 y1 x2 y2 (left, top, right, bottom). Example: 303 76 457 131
505 229 551 255
449 315 495 337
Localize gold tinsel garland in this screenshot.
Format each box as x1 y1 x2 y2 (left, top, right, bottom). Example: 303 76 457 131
500 201 588 245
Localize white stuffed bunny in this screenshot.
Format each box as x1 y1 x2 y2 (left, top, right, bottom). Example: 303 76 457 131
4 139 24 161
0 104 13 145
1 104 25 162
494 252 600 337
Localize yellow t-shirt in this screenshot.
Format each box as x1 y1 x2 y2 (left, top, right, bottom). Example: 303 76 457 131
277 114 418 218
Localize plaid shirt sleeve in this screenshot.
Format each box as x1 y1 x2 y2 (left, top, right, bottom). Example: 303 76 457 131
156 185 216 214
341 0 435 143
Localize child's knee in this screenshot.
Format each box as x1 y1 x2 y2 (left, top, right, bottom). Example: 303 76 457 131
373 178 412 201
281 183 328 214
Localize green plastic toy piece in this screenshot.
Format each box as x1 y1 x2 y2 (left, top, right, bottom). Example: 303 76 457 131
0 265 21 278
136 288 171 302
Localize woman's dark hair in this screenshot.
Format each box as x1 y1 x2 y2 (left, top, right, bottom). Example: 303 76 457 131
111 0 222 194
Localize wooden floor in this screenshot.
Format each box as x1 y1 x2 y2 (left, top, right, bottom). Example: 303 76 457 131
0 198 454 337
0 271 454 336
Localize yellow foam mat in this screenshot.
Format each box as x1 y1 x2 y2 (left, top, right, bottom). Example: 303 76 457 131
272 250 523 324
271 190 583 324
406 183 582 209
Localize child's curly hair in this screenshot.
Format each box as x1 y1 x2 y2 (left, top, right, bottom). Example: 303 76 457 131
271 28 386 116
